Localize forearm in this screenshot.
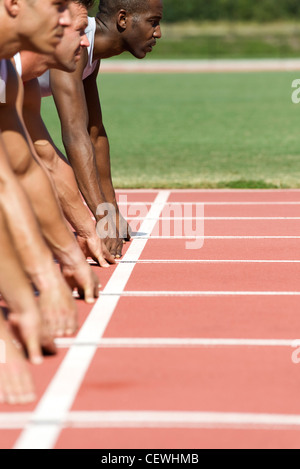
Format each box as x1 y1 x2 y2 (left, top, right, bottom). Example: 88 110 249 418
0 207 41 316
0 147 60 292
34 140 97 237
19 156 83 264
2 127 82 269
93 131 117 206
63 128 107 220
22 98 94 236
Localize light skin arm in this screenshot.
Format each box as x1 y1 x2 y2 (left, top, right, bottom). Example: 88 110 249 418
0 138 44 365
22 78 114 268
0 129 77 339
50 55 123 257
0 62 99 305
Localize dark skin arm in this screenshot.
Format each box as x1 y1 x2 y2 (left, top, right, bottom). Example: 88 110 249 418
50 52 124 257
84 64 131 241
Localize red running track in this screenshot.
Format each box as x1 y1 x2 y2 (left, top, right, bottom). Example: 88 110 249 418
2 189 300 449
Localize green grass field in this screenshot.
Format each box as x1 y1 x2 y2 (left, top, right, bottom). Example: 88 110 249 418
41 70 300 188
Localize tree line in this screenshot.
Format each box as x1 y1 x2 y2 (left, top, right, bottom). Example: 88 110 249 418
162 0 300 23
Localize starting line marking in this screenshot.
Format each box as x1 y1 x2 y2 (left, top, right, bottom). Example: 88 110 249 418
97 291 300 297
128 217 300 220
4 410 300 430
131 235 300 239
116 189 300 193
54 337 300 349
118 201 300 206
117 259 300 264
13 190 170 450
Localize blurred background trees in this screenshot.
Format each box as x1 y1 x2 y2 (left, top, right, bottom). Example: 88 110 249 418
162 0 300 23
89 1 300 59
90 0 300 23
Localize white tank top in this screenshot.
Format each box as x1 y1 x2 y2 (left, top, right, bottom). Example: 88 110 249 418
38 16 99 98
0 60 7 104
13 52 22 77
38 70 51 97
82 16 98 80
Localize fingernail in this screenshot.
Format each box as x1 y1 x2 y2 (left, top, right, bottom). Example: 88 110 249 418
24 393 36 403
8 395 17 405
31 356 43 365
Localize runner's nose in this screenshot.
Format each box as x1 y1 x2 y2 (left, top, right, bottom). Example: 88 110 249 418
59 5 72 27
154 25 162 39
80 33 90 49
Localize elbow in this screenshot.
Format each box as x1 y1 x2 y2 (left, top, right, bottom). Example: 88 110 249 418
34 140 57 172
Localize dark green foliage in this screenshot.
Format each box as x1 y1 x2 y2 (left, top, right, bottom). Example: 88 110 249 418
162 0 300 23
89 0 300 23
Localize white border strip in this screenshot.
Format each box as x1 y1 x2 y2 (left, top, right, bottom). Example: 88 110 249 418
98 291 300 297
65 410 300 429
132 236 300 239
119 201 300 206
14 190 170 450
4 410 300 430
116 189 300 194
59 410 300 429
128 217 300 220
117 260 300 264
54 337 299 349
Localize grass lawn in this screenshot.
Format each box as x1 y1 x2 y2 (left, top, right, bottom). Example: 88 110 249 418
41 70 300 188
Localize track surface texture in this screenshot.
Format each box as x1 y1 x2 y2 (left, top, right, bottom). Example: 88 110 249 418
1 189 300 450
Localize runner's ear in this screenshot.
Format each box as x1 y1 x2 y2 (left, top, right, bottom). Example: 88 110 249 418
4 0 20 17
116 8 128 30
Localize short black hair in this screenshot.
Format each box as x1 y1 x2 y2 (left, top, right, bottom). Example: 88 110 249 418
74 0 95 9
97 0 149 18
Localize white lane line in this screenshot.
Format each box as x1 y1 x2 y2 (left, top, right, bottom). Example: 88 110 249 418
116 189 300 194
13 190 170 450
97 291 300 297
64 410 300 429
117 260 300 264
119 201 300 206
0 413 31 429
54 338 300 349
4 410 300 430
128 217 300 220
132 235 300 239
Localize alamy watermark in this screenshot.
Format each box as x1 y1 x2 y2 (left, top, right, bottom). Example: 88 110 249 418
291 79 300 104
0 340 6 364
291 340 300 364
96 196 205 250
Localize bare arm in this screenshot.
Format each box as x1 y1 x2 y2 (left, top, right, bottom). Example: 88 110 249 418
50 56 123 257
22 78 114 267
50 56 105 218
84 66 131 241
0 61 99 304
0 138 45 365
84 65 116 204
0 130 77 338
